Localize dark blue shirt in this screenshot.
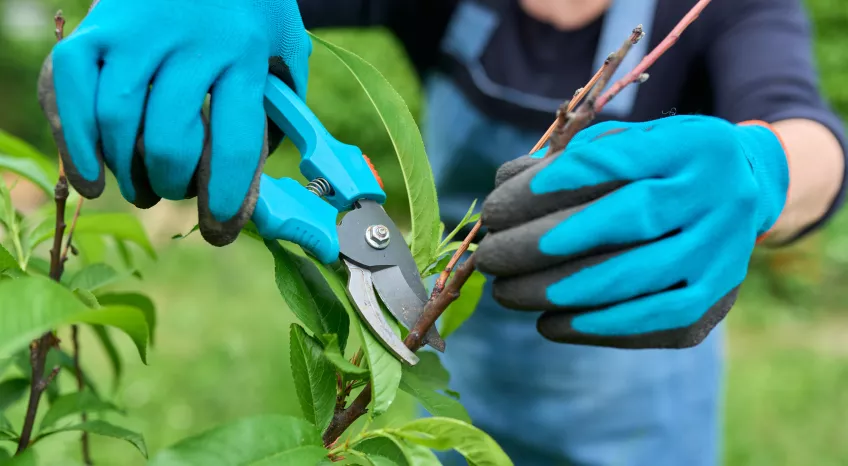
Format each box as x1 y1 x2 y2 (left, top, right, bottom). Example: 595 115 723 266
298 0 847 240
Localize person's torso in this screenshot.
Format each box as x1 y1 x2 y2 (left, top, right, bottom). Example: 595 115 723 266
433 0 714 132
424 0 715 229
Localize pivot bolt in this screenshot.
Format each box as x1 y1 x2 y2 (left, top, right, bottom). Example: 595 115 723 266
365 224 391 249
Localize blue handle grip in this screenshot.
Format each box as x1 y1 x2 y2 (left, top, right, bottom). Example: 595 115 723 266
252 174 340 264
263 75 386 210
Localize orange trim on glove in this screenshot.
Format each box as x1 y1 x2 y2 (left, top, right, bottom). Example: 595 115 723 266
737 120 791 245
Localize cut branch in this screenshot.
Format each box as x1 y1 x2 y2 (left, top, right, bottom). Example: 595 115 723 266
548 24 644 154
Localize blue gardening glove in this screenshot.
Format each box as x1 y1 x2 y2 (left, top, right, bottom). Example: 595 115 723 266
37 0 311 246
476 115 790 349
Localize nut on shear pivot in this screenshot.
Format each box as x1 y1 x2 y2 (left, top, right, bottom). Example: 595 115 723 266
365 224 391 249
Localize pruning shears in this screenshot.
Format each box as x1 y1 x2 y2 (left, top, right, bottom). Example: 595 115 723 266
252 75 445 365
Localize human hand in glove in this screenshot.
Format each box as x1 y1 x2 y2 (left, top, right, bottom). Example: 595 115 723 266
38 0 311 247
475 115 790 349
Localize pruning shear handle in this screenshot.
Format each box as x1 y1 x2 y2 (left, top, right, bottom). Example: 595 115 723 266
253 75 444 365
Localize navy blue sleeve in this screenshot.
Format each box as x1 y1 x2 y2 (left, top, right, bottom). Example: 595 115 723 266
297 0 457 76
706 0 848 243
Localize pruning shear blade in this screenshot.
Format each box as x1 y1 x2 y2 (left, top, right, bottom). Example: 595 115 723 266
338 200 445 365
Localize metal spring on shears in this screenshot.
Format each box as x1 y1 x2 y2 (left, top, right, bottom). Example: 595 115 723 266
306 178 333 197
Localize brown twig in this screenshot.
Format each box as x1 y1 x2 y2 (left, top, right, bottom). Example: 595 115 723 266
62 197 84 262
548 25 645 154
529 63 609 154
16 335 60 454
72 325 92 464
17 11 74 458
430 221 482 298
595 0 712 111
322 0 712 447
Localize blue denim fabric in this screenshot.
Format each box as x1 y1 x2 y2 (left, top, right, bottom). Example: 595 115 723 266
420 74 724 466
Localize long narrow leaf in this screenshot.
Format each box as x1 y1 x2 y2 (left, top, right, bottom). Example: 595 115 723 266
0 276 149 363
40 420 146 458
310 33 440 273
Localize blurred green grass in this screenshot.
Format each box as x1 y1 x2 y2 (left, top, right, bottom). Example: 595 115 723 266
1 1 848 464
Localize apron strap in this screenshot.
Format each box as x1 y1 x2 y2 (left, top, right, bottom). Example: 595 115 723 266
593 0 658 117
440 0 658 118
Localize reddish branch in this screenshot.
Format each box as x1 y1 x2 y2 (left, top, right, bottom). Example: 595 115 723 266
595 0 712 110
547 24 645 154
430 221 482 298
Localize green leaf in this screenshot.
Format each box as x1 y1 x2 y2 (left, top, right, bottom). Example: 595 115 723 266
289 324 336 431
353 434 440 466
67 263 122 291
439 270 486 339
438 200 478 251
73 289 99 308
0 447 9 461
322 335 367 377
40 420 147 458
437 241 478 258
352 436 409 466
0 378 29 412
96 292 156 345
0 245 21 277
73 234 107 265
54 350 100 398
420 255 450 280
30 213 155 259
38 391 121 432
310 33 440 273
24 257 49 278
399 376 469 423
356 319 401 418
269 242 401 415
266 241 349 349
1 447 35 465
148 415 327 466
0 130 57 190
396 417 512 466
115 241 142 279
171 224 199 240
0 276 149 363
0 155 54 195
399 353 469 423
91 325 122 389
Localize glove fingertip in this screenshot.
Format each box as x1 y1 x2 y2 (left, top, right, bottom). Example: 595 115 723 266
196 125 268 247
38 51 106 199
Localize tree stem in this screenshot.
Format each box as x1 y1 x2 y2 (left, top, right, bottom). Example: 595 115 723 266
73 325 92 464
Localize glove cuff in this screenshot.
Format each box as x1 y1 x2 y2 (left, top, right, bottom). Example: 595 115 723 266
736 120 791 241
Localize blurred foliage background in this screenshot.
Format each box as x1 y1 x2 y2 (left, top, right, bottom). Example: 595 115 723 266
1 0 847 464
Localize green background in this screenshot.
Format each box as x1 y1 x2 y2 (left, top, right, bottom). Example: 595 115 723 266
1 0 847 464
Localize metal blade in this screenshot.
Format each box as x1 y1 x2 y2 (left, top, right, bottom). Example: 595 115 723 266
372 266 445 352
343 259 419 365
338 200 444 351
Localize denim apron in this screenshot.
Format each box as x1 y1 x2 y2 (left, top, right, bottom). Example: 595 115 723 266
421 2 724 465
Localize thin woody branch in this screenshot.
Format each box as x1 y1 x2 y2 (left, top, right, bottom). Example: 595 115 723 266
595 0 712 111
17 11 87 459
548 25 645 154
